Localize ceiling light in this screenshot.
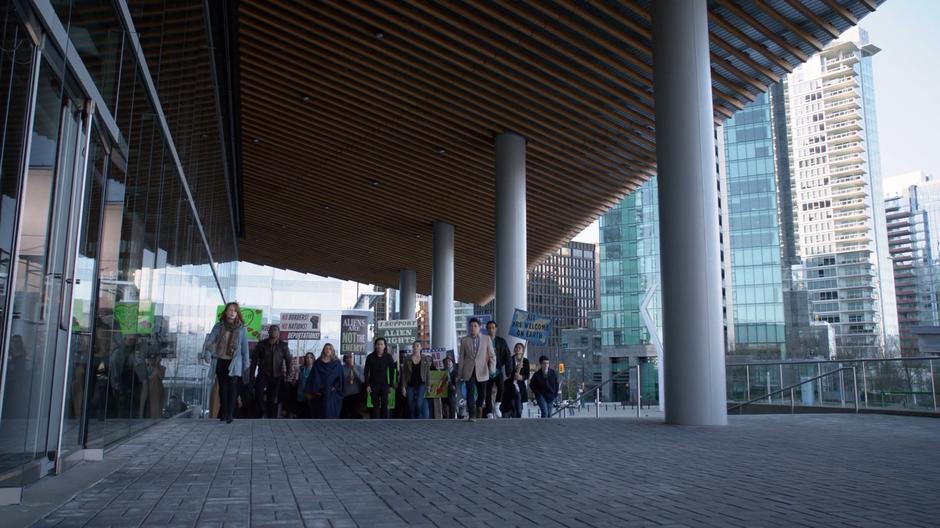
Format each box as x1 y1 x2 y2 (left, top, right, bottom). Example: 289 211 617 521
301 95 311 103
375 31 385 40
371 180 380 187
252 138 261 144
436 147 447 155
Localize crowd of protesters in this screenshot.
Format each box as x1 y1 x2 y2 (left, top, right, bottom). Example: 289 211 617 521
203 303 559 422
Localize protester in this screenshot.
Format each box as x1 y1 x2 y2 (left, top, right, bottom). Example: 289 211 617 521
341 352 364 418
250 324 292 418
457 318 495 422
309 344 344 419
297 352 316 418
503 343 530 418
441 356 459 419
401 341 431 419
164 395 188 418
529 355 559 418
485 321 511 418
364 337 395 419
201 302 250 424
394 349 408 418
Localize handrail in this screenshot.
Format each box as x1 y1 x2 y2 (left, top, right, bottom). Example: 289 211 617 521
727 356 939 368
728 367 858 414
550 366 641 418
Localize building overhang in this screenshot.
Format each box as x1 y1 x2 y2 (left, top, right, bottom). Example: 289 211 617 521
232 0 885 304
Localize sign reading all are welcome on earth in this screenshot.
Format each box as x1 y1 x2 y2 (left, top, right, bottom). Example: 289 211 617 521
508 308 552 346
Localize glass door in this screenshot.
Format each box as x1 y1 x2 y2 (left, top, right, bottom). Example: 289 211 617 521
1 57 92 482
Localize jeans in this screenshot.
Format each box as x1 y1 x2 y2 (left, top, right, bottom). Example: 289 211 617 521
216 359 238 422
406 385 428 418
369 387 390 419
254 375 282 418
464 379 486 418
509 384 522 418
536 394 554 418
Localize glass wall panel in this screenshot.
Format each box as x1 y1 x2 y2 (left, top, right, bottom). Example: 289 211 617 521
0 3 36 485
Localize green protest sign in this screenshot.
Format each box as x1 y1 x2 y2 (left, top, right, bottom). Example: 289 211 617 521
375 319 418 348
216 305 264 341
114 301 155 335
425 370 448 399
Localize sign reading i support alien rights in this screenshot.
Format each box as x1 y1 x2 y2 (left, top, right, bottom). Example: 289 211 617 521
507 309 552 346
375 319 419 348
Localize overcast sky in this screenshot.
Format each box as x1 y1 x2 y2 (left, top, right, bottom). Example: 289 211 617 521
574 1 938 245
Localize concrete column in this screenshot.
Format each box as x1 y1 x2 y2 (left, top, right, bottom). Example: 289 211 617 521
399 269 416 321
651 0 728 426
495 131 527 350
431 222 455 351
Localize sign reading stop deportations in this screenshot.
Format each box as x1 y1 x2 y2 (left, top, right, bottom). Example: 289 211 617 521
507 309 552 346
279 312 321 340
375 319 418 348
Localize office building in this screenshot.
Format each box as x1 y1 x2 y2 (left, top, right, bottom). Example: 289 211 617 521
784 27 898 358
476 240 598 363
884 171 940 356
722 90 828 360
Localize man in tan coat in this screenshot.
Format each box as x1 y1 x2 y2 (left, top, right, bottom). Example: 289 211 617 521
458 318 496 421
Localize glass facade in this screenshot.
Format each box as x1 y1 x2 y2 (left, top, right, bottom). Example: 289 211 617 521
0 1 236 488
885 173 940 355
723 93 787 356
598 178 661 349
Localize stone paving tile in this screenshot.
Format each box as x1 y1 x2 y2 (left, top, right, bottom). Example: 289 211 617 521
19 414 940 527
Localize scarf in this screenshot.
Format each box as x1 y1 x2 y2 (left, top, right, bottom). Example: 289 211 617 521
216 320 242 360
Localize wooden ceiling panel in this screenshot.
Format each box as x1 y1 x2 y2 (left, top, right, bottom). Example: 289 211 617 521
233 0 884 304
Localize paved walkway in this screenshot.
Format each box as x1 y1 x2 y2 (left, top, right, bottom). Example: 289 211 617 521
11 414 940 527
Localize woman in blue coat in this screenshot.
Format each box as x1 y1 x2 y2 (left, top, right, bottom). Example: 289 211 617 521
202 302 250 423
307 343 344 419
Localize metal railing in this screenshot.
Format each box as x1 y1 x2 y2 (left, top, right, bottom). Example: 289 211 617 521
551 366 642 418
727 357 939 415
728 367 858 414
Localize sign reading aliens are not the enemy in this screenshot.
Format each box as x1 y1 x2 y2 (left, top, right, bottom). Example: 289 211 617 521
507 309 552 346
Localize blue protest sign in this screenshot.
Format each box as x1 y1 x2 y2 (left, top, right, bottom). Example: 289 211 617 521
507 309 552 346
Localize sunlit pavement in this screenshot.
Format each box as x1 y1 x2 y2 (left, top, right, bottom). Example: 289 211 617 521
7 414 940 527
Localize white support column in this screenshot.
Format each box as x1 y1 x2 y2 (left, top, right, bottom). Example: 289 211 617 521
495 131 527 351
651 0 728 426
431 222 455 351
399 269 417 321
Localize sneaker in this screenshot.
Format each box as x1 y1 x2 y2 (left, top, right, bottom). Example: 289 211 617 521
494 408 502 418
486 413 494 419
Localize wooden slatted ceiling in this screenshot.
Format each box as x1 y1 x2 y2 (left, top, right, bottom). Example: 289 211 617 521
234 0 883 305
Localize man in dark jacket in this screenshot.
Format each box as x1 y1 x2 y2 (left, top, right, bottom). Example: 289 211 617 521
250 324 292 418
363 337 395 419
485 321 511 418
529 355 559 418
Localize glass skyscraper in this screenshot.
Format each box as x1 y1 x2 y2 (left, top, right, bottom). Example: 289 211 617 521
884 171 940 356
723 93 788 358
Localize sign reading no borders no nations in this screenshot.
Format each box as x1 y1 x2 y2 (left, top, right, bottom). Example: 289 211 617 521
279 312 321 340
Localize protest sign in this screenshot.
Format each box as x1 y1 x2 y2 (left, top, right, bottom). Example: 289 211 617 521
340 314 369 354
507 308 552 346
216 305 263 340
279 312 321 340
375 319 418 348
422 347 447 369
425 370 449 399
